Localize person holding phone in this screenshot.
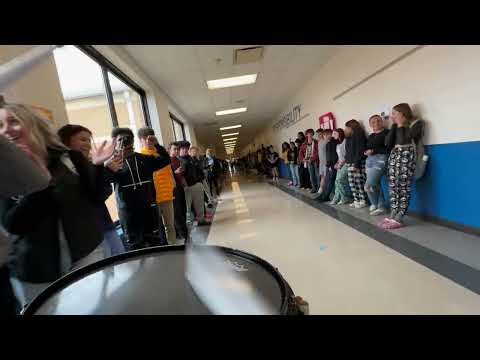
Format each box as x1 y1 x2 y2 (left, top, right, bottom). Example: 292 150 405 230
105 127 171 249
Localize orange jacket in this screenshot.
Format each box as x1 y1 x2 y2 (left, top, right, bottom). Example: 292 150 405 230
140 147 175 203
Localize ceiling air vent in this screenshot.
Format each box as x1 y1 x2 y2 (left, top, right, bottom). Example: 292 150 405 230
234 46 264 65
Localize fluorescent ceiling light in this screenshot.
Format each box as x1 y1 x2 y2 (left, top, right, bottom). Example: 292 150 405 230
224 142 236 145
223 137 237 142
220 125 242 131
225 145 236 148
221 132 239 137
207 74 257 90
216 108 247 116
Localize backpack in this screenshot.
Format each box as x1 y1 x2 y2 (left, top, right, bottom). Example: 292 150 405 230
411 119 429 180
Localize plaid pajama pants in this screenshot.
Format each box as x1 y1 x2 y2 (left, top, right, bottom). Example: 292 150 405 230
388 145 416 222
347 161 367 203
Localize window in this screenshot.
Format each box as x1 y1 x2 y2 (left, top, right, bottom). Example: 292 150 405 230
171 113 186 141
53 45 150 221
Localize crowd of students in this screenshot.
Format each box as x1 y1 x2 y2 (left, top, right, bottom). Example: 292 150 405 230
0 98 225 315
244 103 426 231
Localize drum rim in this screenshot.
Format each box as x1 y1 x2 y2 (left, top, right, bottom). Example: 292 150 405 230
23 244 294 315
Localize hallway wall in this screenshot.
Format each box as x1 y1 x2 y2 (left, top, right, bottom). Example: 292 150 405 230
245 45 480 230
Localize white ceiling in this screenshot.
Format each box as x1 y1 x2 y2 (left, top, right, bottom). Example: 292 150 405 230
122 45 339 153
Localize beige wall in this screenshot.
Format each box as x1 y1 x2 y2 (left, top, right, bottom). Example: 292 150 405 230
0 45 69 129
244 45 480 152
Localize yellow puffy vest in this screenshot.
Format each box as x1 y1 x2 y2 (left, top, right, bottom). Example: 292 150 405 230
140 147 175 203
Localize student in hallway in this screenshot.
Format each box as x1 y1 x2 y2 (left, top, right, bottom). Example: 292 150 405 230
204 148 222 199
330 128 353 205
0 102 112 307
298 129 319 193
281 142 292 185
178 141 210 227
344 120 368 208
0 131 51 315
316 129 328 194
138 127 176 245
106 127 171 249
380 103 425 230
287 141 300 187
364 115 389 217
267 145 280 182
316 129 337 202
58 124 125 257
169 142 189 243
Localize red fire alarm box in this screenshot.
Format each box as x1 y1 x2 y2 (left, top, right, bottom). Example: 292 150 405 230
319 112 336 130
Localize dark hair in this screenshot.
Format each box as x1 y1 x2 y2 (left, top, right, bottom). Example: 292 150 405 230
323 129 333 137
111 127 134 139
137 127 155 139
305 128 315 136
168 141 179 149
344 119 363 134
333 128 345 143
178 140 191 149
369 114 383 123
297 132 305 139
316 128 324 133
58 124 92 146
295 138 302 145
290 141 296 148
393 103 414 121
282 142 290 151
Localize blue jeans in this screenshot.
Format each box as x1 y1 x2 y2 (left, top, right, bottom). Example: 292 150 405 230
365 154 387 208
306 162 319 191
289 164 300 186
103 228 126 257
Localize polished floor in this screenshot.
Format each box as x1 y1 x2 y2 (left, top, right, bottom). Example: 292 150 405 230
208 173 480 315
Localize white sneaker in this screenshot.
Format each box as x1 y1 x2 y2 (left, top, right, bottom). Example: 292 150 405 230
369 205 377 212
330 199 339 205
371 208 386 216
355 201 368 209
349 202 357 208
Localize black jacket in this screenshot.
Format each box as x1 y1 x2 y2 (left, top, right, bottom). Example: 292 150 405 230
326 139 339 168
345 130 367 167
287 148 298 163
385 121 424 150
204 156 222 177
178 155 203 187
366 129 389 155
0 149 107 283
107 144 171 211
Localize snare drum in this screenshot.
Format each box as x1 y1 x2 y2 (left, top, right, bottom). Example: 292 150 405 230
23 245 297 315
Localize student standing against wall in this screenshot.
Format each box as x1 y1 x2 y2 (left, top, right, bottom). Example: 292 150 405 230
0 103 112 307
364 115 389 217
138 127 177 245
299 129 319 193
58 124 125 256
330 128 353 205
316 129 337 202
169 142 189 243
178 141 210 227
0 132 51 315
288 141 300 187
380 103 425 229
344 120 368 208
316 129 328 194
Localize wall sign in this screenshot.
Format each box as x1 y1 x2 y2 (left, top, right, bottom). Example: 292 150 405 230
273 104 309 132
319 112 336 130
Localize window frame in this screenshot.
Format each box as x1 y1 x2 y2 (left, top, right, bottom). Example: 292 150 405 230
170 112 186 141
75 45 151 128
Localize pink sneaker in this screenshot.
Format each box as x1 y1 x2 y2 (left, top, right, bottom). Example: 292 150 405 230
378 218 392 228
383 220 405 230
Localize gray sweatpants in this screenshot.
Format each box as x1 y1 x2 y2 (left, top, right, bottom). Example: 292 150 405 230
184 182 205 223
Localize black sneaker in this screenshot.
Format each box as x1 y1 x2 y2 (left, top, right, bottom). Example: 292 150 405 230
197 219 211 227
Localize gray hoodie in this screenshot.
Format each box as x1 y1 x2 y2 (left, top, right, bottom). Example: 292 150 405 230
0 135 50 267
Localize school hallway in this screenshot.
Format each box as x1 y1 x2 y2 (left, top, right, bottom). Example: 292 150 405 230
207 172 480 315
